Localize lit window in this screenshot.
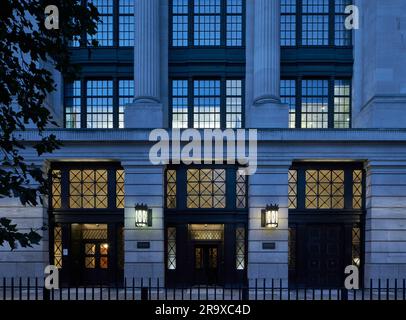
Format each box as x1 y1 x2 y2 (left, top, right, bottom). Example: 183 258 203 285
87 80 114 129
301 80 329 129
116 169 125 209
171 79 244 129
187 169 226 209
281 79 352 129
119 80 134 128
172 80 189 129
226 80 243 128
167 227 177 270
69 169 108 209
281 80 296 129
54 226 63 268
236 227 245 270
334 79 351 128
64 79 133 129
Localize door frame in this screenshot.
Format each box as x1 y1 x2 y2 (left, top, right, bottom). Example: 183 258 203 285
192 241 223 286
289 213 365 288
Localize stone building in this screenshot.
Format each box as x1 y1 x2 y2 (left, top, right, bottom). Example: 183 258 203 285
1 0 406 289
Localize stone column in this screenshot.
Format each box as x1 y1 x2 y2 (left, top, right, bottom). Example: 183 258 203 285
248 0 288 128
353 0 406 128
125 0 163 128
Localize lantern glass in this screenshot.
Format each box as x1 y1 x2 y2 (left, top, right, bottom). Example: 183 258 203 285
135 207 149 227
265 208 278 228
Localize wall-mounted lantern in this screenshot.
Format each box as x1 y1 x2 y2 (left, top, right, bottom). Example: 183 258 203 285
261 204 279 228
134 203 152 227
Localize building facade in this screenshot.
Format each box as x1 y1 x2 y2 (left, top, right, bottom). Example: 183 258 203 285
1 0 406 289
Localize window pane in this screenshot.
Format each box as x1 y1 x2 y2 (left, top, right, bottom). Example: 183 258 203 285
281 0 296 46
167 227 177 270
69 169 108 209
172 80 189 128
86 80 114 129
226 0 243 46
302 0 329 46
65 81 81 129
194 0 221 46
187 169 226 209
172 0 189 46
236 227 245 270
119 0 135 46
119 80 134 128
334 79 351 128
194 80 221 128
305 169 344 209
90 0 114 46
301 80 328 128
226 80 243 128
281 80 296 128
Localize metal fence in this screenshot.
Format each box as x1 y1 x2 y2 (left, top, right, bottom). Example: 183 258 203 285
1 278 406 301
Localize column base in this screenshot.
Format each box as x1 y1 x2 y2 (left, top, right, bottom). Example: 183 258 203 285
354 96 406 128
125 102 163 129
248 102 289 129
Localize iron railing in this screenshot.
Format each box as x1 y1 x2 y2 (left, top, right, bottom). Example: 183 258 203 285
1 278 405 301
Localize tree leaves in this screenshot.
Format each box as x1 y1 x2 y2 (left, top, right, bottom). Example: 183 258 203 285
0 0 99 248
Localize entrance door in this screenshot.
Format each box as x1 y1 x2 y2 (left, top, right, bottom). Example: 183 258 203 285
298 225 344 288
194 244 220 285
82 241 110 284
70 223 119 285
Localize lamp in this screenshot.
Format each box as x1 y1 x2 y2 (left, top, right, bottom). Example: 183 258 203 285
134 203 152 227
262 204 279 228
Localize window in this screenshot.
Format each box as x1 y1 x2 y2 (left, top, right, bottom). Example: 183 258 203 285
288 164 364 211
281 0 352 47
288 170 298 209
281 0 297 46
235 227 245 270
334 79 351 128
171 0 244 47
65 81 81 129
71 0 134 47
302 80 329 129
165 166 247 210
187 169 226 209
194 80 221 128
50 164 125 211
119 0 135 46
90 0 114 46
302 0 329 46
171 79 244 129
281 78 351 129
335 0 352 46
87 80 114 129
305 169 344 209
54 226 63 268
64 79 134 129
69 169 109 209
119 80 134 128
280 80 296 129
167 227 177 270
166 170 177 209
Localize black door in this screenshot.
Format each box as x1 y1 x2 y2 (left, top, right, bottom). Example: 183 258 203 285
297 225 344 288
194 244 220 285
